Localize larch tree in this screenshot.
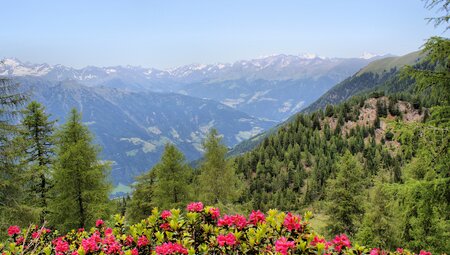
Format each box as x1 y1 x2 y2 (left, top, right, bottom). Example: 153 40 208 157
152 143 192 209
127 170 156 224
21 101 55 223
0 77 30 233
49 108 111 232
325 151 365 237
197 128 241 205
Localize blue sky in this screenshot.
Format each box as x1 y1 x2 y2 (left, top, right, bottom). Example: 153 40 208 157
1 0 447 69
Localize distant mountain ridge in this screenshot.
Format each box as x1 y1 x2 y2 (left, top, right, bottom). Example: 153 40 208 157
1 55 385 121
1 54 388 84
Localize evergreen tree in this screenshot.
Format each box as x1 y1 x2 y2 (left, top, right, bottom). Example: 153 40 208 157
325 151 365 237
127 170 156 224
356 176 400 250
0 77 29 233
393 123 449 254
197 128 241 205
153 143 192 209
21 101 55 223
49 109 111 232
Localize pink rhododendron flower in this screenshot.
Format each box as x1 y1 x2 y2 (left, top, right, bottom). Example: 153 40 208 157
95 219 104 227
248 210 265 225
283 212 302 232
81 234 101 253
131 248 139 255
186 202 204 212
125 235 134 246
396 248 404 254
161 210 172 220
160 223 171 231
137 235 149 247
55 239 69 254
31 231 40 239
419 250 431 255
332 234 351 252
7 226 20 236
155 242 188 255
310 236 331 249
105 227 113 236
370 248 380 255
217 214 248 229
208 207 220 220
15 236 24 245
217 233 237 246
275 237 295 255
71 251 79 255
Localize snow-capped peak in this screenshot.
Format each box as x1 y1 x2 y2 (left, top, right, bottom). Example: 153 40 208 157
360 52 381 59
299 53 320 59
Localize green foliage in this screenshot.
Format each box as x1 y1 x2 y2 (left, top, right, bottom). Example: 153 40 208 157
152 143 192 209
356 176 400 250
127 170 156 224
49 109 111 232
424 0 450 31
324 151 365 237
0 77 31 235
391 121 450 254
0 203 428 255
402 36 450 105
197 128 242 205
21 101 55 223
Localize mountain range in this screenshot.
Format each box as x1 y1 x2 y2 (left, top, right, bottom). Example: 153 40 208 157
1 53 387 194
1 54 385 121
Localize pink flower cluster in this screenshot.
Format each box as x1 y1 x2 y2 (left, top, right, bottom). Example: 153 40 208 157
137 235 149 247
217 233 237 247
186 202 204 212
54 238 69 255
81 233 101 253
207 207 220 220
155 242 188 255
102 233 122 254
161 210 172 220
7 225 20 236
283 212 302 232
332 234 352 252
248 210 265 225
96 219 104 227
217 214 247 229
275 237 295 255
310 235 331 250
31 228 50 239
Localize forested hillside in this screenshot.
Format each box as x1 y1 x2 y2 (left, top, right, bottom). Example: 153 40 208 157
302 51 421 113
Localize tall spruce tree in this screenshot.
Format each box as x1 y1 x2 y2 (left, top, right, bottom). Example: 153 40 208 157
21 101 55 223
0 77 30 232
325 151 365 237
197 128 241 205
152 143 192 209
50 109 111 232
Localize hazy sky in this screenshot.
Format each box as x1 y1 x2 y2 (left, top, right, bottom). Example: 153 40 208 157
1 0 447 69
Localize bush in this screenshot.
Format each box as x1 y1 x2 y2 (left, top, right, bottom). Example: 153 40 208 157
0 202 431 255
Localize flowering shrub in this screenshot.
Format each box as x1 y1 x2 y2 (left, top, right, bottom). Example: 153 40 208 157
0 202 432 255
